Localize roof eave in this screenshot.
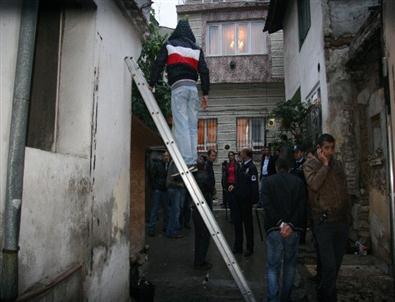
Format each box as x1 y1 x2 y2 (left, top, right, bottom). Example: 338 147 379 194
263 0 287 33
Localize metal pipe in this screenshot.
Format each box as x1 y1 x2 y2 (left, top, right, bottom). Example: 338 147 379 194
387 113 395 277
1 0 39 300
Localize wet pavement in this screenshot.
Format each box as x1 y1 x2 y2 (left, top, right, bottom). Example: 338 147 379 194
144 208 269 301
143 208 394 302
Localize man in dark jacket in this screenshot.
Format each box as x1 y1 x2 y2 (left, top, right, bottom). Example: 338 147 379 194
206 149 217 197
192 155 213 270
262 158 306 302
233 148 259 257
260 146 277 208
147 151 170 236
303 134 351 302
260 146 276 179
149 20 210 168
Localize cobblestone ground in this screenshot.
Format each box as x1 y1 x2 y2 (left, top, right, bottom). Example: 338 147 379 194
141 209 394 302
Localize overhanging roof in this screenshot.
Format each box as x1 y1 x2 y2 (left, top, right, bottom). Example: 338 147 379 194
263 0 287 33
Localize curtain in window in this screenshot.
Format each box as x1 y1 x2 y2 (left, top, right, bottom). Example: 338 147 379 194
207 119 217 150
251 22 266 54
223 24 236 55
251 117 265 150
237 23 249 54
198 119 217 151
237 118 249 150
198 119 205 152
208 25 220 55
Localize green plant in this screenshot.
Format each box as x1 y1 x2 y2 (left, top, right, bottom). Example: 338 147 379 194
270 98 312 145
132 12 171 129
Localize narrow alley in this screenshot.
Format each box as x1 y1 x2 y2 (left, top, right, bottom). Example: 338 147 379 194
144 208 394 302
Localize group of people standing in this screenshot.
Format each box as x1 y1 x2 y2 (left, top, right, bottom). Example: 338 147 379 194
147 149 217 270
220 134 351 302
147 19 351 302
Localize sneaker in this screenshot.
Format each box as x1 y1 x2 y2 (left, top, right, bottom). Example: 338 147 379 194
194 261 213 270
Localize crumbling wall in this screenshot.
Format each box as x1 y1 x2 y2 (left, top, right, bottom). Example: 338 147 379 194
322 0 392 265
322 0 380 247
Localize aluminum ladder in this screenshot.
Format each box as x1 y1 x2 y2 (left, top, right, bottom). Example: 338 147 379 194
125 57 257 302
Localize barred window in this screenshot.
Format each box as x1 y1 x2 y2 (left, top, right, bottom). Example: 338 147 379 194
236 117 265 151
198 119 217 152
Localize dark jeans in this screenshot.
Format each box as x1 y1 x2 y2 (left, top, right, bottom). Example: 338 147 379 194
224 188 236 221
266 231 300 302
260 176 269 207
192 207 210 265
231 196 254 252
314 222 349 302
166 187 186 236
147 189 168 232
180 194 192 227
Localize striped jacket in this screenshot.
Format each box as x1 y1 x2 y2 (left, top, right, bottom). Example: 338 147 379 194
149 20 210 95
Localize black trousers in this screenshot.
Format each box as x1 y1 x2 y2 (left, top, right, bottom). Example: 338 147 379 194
180 194 191 227
231 196 254 252
192 195 213 265
224 188 236 221
314 222 349 302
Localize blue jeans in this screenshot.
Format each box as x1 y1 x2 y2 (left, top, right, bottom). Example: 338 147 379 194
266 231 300 302
166 187 186 236
171 85 199 165
147 189 168 232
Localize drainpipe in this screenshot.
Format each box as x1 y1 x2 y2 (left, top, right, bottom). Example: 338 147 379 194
1 0 39 301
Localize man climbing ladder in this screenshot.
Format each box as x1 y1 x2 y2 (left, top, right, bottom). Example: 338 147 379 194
125 55 256 302
149 20 209 170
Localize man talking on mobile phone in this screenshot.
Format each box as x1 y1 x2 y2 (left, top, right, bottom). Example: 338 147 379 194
303 134 352 302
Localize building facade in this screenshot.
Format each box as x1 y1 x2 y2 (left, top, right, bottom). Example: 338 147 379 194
0 0 149 300
265 0 394 269
177 0 285 198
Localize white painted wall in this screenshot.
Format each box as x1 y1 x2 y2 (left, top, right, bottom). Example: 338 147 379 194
84 0 141 300
1 1 143 300
282 0 329 127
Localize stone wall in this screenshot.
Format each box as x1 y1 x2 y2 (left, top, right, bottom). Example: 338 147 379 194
321 1 382 249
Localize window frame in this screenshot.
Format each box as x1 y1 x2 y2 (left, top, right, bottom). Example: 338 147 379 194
198 118 218 153
206 20 267 57
297 0 311 49
236 117 266 152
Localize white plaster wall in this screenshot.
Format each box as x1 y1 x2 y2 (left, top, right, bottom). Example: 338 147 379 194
56 9 97 158
84 0 142 300
19 148 91 292
1 1 142 300
282 0 329 125
0 0 22 250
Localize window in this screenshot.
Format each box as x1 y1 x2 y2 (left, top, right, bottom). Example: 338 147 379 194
207 21 267 56
27 4 62 151
198 119 217 152
297 0 311 47
236 117 265 151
